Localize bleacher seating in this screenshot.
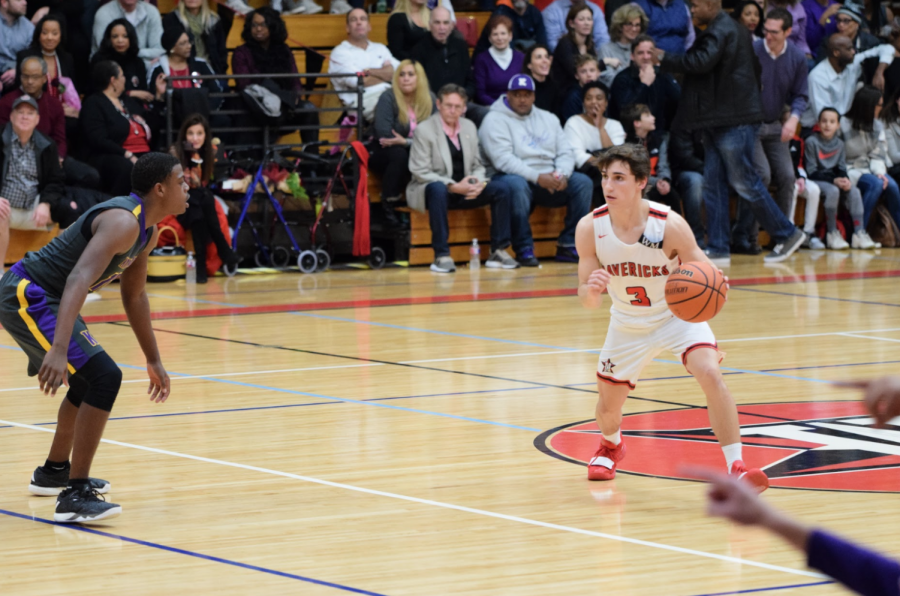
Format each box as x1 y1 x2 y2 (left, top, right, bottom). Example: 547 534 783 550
5 227 60 266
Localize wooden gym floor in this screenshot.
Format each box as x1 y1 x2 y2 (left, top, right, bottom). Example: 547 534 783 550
2 250 900 595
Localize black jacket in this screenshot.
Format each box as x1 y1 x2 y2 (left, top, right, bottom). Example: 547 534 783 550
608 64 681 132
409 34 474 98
162 11 228 75
661 11 763 131
668 128 704 175
0 123 65 215
79 93 162 159
387 13 429 61
90 50 148 93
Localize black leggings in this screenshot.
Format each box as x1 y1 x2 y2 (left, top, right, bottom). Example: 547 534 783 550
179 188 237 282
369 145 411 200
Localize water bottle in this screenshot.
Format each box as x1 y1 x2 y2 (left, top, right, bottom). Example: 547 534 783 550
469 238 480 270
185 251 197 285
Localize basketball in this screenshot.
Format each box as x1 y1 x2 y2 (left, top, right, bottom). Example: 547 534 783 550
665 261 727 322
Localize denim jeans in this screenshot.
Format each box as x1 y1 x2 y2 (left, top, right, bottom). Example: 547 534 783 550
700 124 796 254
497 172 593 247
675 170 706 247
856 173 900 228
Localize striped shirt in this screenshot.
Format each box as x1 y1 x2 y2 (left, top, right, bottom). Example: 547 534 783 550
1 135 39 210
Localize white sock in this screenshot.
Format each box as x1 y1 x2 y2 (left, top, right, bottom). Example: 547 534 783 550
722 443 742 470
602 430 622 446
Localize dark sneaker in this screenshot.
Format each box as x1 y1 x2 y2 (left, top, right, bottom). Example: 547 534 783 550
731 241 762 255
54 486 121 523
703 249 731 267
485 249 519 269
29 466 110 496
517 248 539 267
555 246 578 263
764 228 806 263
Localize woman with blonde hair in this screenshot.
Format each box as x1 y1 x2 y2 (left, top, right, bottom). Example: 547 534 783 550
162 0 228 74
388 0 431 60
370 59 437 226
599 4 647 87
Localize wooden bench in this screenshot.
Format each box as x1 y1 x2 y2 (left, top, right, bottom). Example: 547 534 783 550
5 227 60 266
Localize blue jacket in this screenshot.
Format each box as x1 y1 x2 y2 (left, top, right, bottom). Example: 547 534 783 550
635 0 693 56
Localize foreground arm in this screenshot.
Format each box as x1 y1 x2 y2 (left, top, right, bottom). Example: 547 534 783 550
576 214 609 309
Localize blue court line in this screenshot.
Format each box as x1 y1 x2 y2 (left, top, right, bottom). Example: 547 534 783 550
0 508 388 595
686 580 834 596
732 287 900 309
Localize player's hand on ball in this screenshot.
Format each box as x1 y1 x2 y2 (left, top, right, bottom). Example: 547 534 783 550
38 347 69 396
147 361 170 403
719 269 730 297
586 269 611 296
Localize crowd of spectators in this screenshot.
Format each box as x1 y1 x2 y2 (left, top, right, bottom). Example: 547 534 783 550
3 0 900 277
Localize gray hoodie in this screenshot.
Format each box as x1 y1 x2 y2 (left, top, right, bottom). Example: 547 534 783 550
478 95 575 183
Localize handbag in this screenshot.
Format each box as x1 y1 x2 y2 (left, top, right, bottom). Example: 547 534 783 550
148 225 187 282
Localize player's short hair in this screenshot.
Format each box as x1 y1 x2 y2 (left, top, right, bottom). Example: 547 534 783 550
132 153 181 195
596 144 651 182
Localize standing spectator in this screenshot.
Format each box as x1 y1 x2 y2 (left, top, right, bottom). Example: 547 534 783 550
523 45 558 115
91 0 164 71
388 0 430 61
479 74 593 264
407 84 525 273
733 8 808 255
608 35 680 132
543 0 609 53
563 81 625 205
634 0 695 56
668 127 707 246
162 0 227 75
330 8 398 122
369 60 436 228
0 96 69 273
803 0 839 56
550 3 599 87
842 85 900 233
599 4 648 88
767 0 812 57
90 19 151 102
475 0 547 57
802 34 894 129
0 0 35 93
815 3 882 83
474 16 525 106
660 0 807 265
731 0 764 42
558 54 601 122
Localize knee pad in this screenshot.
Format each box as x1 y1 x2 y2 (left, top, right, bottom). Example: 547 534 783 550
73 352 122 412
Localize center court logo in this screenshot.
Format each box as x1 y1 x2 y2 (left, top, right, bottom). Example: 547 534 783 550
535 401 900 493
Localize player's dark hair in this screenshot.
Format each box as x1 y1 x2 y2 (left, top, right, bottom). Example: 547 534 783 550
132 153 181 195
595 143 651 182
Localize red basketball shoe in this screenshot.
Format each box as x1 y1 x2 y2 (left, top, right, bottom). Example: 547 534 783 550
587 438 627 481
730 460 769 493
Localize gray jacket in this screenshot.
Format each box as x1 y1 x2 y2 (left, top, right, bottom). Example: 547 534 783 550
372 89 437 144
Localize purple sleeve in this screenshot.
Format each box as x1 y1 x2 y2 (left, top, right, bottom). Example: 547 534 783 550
807 530 900 596
231 46 253 90
473 53 491 106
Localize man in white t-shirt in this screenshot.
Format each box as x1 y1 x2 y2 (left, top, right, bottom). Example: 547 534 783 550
328 8 399 121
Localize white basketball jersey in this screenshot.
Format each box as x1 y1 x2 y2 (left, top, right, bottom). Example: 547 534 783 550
592 200 679 329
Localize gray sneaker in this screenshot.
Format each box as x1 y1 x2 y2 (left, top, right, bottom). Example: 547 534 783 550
805 235 825 250
485 249 520 269
703 249 731 267
764 228 806 263
430 256 456 273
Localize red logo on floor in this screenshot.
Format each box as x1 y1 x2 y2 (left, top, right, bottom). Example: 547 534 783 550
535 401 900 492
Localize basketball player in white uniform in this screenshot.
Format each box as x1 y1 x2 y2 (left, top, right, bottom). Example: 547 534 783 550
574 144 768 491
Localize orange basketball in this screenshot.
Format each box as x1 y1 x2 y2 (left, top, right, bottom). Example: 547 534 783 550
665 261 727 322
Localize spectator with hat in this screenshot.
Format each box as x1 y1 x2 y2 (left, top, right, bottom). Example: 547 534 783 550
815 1 882 84
479 73 593 265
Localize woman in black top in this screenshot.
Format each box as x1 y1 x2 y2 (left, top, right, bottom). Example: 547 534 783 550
162 0 228 75
523 44 559 118
551 4 599 89
15 15 76 93
387 0 430 60
90 19 156 104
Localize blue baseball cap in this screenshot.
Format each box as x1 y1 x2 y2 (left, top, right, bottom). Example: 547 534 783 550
507 74 535 92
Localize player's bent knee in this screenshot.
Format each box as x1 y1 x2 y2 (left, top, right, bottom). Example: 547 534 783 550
75 352 123 412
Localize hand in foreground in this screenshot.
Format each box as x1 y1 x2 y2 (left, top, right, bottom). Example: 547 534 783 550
863 376 900 427
684 466 769 526
583 268 611 298
147 361 170 403
38 348 69 396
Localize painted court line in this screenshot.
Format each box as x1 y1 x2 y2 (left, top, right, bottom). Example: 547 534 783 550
686 580 835 596
0 508 388 595
0 418 827 580
837 333 900 344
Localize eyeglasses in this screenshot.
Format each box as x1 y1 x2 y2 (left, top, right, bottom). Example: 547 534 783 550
836 17 854 24
623 22 642 28
763 28 782 36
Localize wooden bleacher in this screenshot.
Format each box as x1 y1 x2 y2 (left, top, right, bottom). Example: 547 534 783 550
5 227 60 266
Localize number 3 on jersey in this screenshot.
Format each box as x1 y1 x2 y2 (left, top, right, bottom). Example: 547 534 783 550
625 286 651 307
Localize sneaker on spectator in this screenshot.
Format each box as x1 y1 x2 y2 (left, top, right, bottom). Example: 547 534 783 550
803 234 825 250
485 249 519 269
826 229 850 250
281 0 307 13
517 248 539 267
430 256 456 273
329 0 353 13
555 245 578 263
299 0 324 13
731 241 762 255
851 229 880 249
224 0 254 14
703 249 731 267
763 228 805 263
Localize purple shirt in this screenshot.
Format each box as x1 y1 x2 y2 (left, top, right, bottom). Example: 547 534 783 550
472 50 525 106
808 530 900 596
803 0 839 56
753 38 809 122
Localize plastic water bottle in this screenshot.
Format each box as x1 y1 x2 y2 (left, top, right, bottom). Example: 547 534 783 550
469 238 480 270
185 251 197 285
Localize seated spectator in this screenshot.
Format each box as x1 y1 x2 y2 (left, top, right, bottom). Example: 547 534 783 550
805 107 870 249
90 19 152 103
474 0 547 57
559 54 601 122
170 114 239 282
0 56 99 190
410 7 471 97
388 0 430 61
634 0 695 56
731 0 763 42
843 85 900 234
543 0 609 53
149 26 223 118
91 0 164 71
815 4 881 82
370 59 436 228
479 74 593 264
883 27 900 100
803 0 839 58
15 14 75 97
882 86 900 183
768 0 811 57
162 0 227 75
24 1 91 93
407 84 526 273
0 0 35 93
668 127 707 246
863 0 893 39
523 44 558 115
787 128 824 249
599 4 647 88
550 4 599 87
80 60 164 196
330 8 398 122
474 16 525 106
802 34 893 129
0 96 68 274
622 103 676 211
563 81 625 205
609 35 680 133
